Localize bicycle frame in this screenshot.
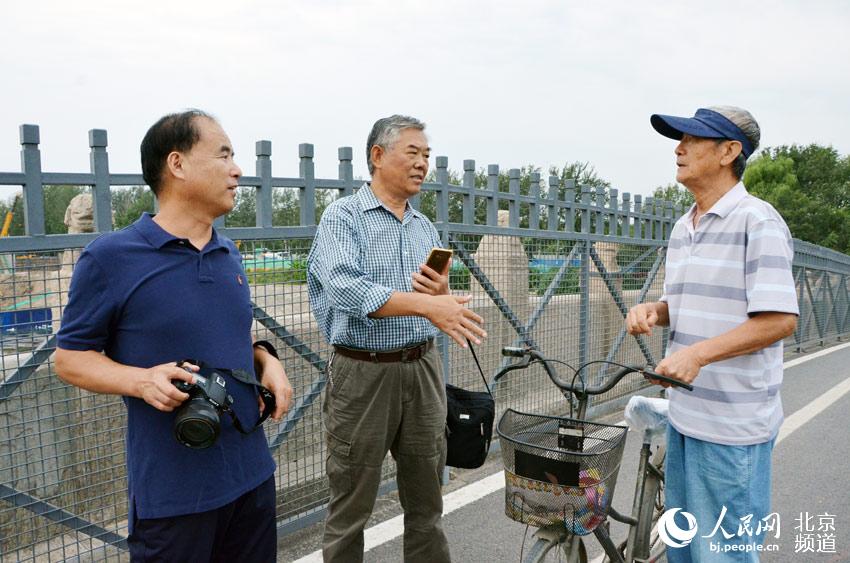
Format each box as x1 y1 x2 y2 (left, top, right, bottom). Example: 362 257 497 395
622 441 664 562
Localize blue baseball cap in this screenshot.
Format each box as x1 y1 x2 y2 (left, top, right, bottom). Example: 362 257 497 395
650 108 755 159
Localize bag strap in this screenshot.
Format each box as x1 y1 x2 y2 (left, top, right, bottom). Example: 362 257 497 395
466 339 493 398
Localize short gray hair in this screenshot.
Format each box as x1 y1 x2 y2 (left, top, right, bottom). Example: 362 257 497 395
707 105 761 180
366 115 426 175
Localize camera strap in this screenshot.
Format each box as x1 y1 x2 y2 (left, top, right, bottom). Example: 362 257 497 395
226 368 276 433
179 360 276 434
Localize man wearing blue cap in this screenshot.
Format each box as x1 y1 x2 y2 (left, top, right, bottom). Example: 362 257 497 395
626 106 799 561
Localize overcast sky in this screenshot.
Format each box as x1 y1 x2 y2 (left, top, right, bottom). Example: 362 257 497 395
2 1 848 202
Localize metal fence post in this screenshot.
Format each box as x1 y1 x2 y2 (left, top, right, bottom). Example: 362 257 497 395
338 147 354 199
508 168 520 228
674 202 684 225
608 188 619 236
580 185 592 235
794 267 805 351
436 156 450 224
299 143 316 226
655 198 664 241
256 140 273 228
529 172 540 230
644 197 655 241
634 194 643 239
20 124 45 236
88 129 112 232
486 164 499 226
547 175 559 231
565 179 576 232
664 200 674 238
435 156 452 485
594 186 605 235
621 192 632 237
579 238 590 369
579 186 592 368
462 159 475 225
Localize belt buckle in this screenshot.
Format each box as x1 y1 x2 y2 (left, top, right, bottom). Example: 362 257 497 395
402 343 423 363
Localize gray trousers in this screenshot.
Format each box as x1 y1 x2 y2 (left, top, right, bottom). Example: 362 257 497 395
322 345 451 563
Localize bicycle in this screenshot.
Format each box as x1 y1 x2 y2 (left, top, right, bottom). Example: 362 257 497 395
492 346 693 563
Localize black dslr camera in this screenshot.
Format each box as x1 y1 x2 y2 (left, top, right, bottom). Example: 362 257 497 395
172 366 234 449
171 361 276 450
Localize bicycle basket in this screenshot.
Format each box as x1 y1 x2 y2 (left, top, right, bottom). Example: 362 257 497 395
497 408 628 535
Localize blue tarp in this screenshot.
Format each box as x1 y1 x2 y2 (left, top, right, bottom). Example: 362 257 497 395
0 308 52 334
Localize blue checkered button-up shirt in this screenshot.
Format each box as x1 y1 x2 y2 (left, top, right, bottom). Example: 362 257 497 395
307 184 442 350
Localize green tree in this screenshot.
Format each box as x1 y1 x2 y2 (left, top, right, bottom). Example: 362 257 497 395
744 152 850 252
766 144 850 209
652 183 694 211
226 187 258 227
113 186 155 229
549 161 610 194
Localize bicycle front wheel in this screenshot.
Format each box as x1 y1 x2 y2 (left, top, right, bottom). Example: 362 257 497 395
524 535 588 563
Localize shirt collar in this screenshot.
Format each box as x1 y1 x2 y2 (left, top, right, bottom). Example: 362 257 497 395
356 183 426 221
682 181 748 226
134 212 229 252
704 182 747 219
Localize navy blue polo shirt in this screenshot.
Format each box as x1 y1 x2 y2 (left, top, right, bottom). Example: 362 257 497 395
57 213 275 527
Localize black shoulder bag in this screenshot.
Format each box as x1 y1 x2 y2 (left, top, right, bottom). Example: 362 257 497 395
445 341 495 469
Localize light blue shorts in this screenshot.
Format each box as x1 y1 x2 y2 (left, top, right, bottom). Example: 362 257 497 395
664 424 775 563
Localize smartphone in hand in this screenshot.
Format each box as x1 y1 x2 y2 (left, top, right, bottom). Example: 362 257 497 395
425 248 453 273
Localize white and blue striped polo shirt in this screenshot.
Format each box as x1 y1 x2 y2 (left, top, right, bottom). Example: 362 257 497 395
661 182 799 446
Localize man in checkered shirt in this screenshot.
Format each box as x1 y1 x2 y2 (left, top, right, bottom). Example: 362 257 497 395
308 115 486 563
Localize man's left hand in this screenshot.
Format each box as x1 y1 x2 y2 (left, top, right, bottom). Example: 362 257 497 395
412 263 449 295
257 359 293 421
652 346 705 388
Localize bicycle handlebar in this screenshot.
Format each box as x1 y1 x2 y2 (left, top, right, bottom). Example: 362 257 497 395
496 346 694 393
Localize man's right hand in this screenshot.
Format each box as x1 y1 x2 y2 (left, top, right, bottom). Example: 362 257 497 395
626 303 660 335
136 362 198 412
425 294 487 348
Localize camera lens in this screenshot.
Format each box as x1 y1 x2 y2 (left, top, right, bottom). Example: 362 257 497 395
173 398 220 449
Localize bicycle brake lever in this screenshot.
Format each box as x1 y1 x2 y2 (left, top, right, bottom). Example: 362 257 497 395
493 350 532 382
642 369 694 392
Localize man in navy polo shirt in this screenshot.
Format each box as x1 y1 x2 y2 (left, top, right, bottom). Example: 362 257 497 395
55 110 293 562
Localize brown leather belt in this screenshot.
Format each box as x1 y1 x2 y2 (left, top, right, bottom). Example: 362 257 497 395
333 340 434 363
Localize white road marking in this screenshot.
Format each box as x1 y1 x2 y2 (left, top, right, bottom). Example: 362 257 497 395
775 374 850 445
782 341 850 370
